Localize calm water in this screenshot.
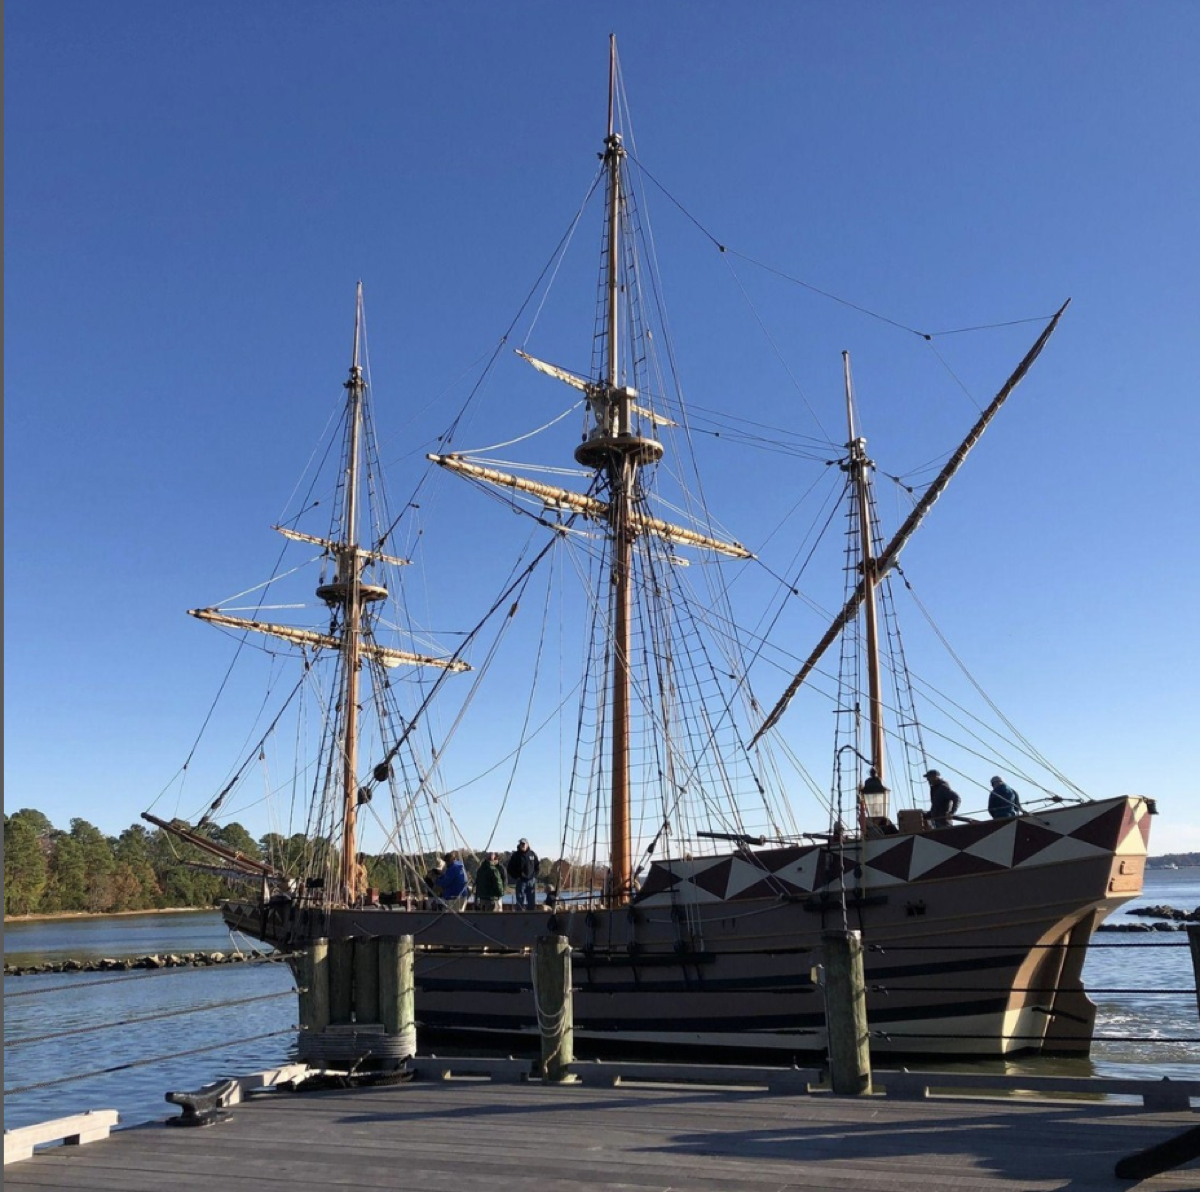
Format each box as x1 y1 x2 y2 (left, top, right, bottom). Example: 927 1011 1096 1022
4 872 1199 1130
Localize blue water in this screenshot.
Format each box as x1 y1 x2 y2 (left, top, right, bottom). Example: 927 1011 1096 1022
4 913 296 1133
4 873 1198 1130
2 909 244 964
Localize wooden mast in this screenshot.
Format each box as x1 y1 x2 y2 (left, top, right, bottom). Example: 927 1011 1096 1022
842 353 886 830
749 299 1071 747
573 35 662 904
337 284 367 901
604 34 633 905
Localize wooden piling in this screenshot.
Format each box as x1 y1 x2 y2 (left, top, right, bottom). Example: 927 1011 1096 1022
533 934 573 1081
822 929 872 1095
353 937 380 1024
295 938 330 1035
327 938 355 1025
379 935 416 1058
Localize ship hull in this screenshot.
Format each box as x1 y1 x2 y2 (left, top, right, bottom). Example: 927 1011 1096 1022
222 795 1152 1060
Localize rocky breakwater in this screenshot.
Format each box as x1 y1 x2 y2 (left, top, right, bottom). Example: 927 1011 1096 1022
1097 905 1200 932
4 951 268 976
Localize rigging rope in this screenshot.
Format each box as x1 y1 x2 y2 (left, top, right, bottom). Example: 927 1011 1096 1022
4 1028 298 1097
4 988 299 1049
628 149 1063 345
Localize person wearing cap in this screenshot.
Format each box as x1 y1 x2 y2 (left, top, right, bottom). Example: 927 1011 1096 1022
475 850 507 912
987 775 1023 819
506 838 540 910
924 770 962 829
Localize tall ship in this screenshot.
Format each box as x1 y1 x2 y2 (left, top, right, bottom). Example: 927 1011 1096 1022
147 39 1153 1061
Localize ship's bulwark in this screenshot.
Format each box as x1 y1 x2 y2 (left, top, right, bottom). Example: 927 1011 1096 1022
222 795 1151 1060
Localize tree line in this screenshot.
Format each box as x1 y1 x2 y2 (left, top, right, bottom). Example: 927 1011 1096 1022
3 809 597 917
3 808 273 917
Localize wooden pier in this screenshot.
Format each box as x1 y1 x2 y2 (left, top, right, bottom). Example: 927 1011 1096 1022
6 1064 1198 1190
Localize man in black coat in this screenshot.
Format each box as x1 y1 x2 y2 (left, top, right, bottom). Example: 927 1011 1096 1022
924 770 961 829
506 838 540 909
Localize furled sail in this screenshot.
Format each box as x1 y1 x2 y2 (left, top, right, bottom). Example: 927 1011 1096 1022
188 608 471 671
141 811 279 878
516 350 678 427
272 525 410 568
428 452 752 558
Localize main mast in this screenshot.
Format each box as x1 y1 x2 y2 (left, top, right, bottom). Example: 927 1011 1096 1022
573 36 663 904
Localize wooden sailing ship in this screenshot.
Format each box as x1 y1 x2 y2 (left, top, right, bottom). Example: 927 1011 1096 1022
149 38 1153 1061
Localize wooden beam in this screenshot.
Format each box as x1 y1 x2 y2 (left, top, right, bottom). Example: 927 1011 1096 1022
4 1110 119 1165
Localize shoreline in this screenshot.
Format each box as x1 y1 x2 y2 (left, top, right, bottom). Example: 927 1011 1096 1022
4 906 220 924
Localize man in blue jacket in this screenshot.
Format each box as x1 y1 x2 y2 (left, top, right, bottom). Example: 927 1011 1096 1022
434 851 469 911
987 775 1023 819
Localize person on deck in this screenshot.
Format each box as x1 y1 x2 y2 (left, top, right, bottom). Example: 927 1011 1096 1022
987 775 1023 819
506 838 540 910
422 858 444 909
433 852 469 912
475 851 507 912
924 770 962 829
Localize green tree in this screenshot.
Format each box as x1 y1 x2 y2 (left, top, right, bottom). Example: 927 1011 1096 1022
45 833 86 911
4 815 48 915
68 819 117 913
211 821 261 860
113 825 162 910
147 825 222 907
9 808 53 835
260 831 333 880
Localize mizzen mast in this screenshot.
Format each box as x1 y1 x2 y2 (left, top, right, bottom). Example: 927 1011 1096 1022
841 353 888 828
750 299 1071 747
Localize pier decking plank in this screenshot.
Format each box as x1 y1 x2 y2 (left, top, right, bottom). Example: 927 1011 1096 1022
5 1080 1198 1189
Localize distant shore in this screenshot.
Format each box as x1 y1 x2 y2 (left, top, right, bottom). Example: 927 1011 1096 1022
4 906 219 924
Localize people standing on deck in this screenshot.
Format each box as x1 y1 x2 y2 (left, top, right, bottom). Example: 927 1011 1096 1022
506 838 540 909
475 851 507 912
423 858 444 909
434 851 469 911
924 770 962 829
987 775 1023 819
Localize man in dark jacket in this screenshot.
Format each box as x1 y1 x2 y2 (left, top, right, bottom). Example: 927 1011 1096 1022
987 775 1023 819
924 770 961 829
506 838 540 910
475 851 507 911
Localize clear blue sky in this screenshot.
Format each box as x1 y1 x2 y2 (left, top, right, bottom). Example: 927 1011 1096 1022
6 2 1198 853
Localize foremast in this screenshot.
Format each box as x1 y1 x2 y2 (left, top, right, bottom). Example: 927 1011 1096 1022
330 284 369 901
188 284 470 906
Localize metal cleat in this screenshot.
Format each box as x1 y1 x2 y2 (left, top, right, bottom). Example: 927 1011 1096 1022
164 1077 239 1127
